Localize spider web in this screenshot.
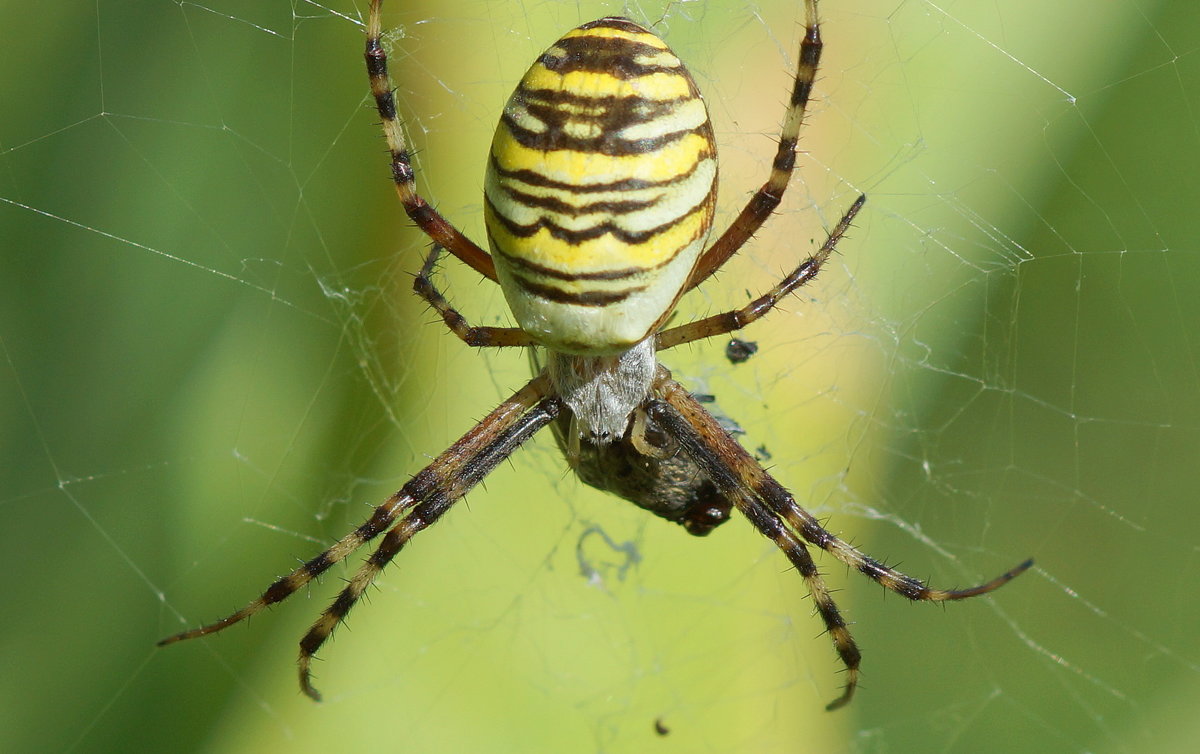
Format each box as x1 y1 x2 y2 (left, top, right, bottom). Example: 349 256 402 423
3 0 1198 752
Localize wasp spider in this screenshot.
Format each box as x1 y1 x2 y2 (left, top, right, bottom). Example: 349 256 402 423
159 0 1032 710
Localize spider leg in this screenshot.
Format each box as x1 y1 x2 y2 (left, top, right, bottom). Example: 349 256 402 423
646 379 860 709
658 194 864 350
157 375 552 652
724 477 862 710
765 475 1033 601
649 375 1031 709
661 381 1031 600
366 0 497 283
297 391 561 700
686 0 823 291
414 245 538 348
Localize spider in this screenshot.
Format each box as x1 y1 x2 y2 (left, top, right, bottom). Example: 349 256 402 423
158 0 1032 710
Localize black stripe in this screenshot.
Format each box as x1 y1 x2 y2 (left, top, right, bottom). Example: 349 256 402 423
540 29 679 80
856 557 888 580
797 516 830 548
485 190 712 246
303 552 334 578
791 78 814 108
498 248 645 283
501 110 704 156
813 596 848 630
515 86 684 121
374 92 397 122
328 588 357 620
489 150 711 194
773 136 797 173
800 26 823 68
364 41 388 78
299 626 325 656
517 278 643 306
497 183 658 219
263 574 299 605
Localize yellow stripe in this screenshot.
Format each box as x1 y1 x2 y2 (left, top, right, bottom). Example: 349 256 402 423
632 50 682 69
521 63 692 102
485 200 711 273
560 25 669 49
491 131 711 186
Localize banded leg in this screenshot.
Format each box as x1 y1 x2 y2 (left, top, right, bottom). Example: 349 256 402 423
686 0 824 291
366 0 497 282
297 393 561 700
722 475 862 710
645 383 860 709
650 376 1032 708
158 376 551 649
658 381 1032 600
760 470 1033 601
414 245 538 348
658 194 864 351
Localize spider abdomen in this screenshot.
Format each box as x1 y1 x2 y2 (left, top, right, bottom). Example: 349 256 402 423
485 17 717 354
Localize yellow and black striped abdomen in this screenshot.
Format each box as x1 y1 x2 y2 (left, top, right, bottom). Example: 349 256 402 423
485 17 717 354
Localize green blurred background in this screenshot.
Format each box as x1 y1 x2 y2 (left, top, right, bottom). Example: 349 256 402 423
3 1 1198 752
